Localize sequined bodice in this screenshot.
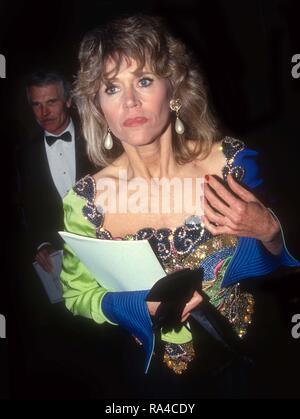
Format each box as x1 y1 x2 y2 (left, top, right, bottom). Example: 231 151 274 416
73 136 245 275
72 136 254 350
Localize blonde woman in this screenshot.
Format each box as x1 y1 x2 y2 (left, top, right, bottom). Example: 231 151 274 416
60 15 299 397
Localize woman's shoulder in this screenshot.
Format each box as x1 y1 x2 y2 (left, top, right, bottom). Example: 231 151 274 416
92 154 127 183
64 174 96 206
218 136 262 188
67 159 121 202
192 136 262 188
63 174 103 236
190 136 246 178
93 164 121 183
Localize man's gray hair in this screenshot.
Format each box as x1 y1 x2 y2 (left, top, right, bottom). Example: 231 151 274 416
26 71 71 103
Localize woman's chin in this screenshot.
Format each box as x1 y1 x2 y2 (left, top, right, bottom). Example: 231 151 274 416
121 137 158 147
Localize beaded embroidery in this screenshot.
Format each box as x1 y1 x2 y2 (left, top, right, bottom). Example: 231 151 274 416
221 136 245 181
203 266 254 338
73 136 254 374
163 342 195 375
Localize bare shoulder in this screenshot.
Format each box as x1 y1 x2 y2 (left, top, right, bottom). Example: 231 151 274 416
93 165 116 181
191 139 227 178
93 155 126 182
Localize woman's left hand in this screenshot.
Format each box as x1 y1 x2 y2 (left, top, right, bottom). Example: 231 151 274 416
203 174 280 244
181 291 203 323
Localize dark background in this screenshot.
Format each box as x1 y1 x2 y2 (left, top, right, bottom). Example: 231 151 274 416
0 0 300 399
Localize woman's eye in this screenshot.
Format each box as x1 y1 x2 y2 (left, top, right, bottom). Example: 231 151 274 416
139 77 153 87
105 85 119 95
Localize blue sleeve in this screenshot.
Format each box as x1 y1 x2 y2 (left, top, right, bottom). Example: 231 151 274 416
101 290 154 373
222 148 300 287
234 148 264 190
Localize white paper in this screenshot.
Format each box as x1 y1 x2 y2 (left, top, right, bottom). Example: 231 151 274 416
59 231 166 291
33 250 64 304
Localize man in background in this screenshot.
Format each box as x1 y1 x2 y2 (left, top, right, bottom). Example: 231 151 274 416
19 71 93 270
16 71 110 398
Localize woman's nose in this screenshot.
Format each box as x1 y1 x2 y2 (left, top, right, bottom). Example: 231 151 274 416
123 87 141 109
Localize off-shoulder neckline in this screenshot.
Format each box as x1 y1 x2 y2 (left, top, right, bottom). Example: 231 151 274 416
74 136 245 239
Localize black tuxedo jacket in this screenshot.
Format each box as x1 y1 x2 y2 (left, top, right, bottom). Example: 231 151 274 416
18 124 95 258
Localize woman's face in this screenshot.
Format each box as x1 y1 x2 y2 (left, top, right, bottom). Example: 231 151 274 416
98 57 172 146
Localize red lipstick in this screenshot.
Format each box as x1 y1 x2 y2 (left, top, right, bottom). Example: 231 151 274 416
123 117 148 127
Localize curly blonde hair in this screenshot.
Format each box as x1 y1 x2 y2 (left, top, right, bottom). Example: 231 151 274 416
73 15 221 168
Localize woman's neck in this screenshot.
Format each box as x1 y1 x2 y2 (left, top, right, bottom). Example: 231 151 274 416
121 125 181 180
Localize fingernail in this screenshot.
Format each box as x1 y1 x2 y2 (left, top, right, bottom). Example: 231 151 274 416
205 175 210 182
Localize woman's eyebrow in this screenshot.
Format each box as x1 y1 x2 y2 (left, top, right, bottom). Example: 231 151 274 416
103 69 151 84
132 68 152 77
102 76 118 85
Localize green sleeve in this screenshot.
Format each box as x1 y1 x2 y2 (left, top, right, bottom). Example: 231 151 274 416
60 189 114 325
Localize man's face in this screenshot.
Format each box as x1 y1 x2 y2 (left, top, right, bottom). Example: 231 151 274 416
29 82 71 135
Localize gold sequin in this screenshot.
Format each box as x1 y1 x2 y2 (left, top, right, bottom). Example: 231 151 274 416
163 341 195 375
182 235 238 271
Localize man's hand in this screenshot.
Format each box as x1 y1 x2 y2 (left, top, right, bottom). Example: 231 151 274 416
35 245 55 273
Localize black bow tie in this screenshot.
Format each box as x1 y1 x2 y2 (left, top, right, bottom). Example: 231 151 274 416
45 131 72 146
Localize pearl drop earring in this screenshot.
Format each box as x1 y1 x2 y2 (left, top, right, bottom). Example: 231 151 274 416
104 128 113 150
170 99 185 135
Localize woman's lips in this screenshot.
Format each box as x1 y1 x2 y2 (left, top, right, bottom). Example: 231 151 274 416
123 117 148 127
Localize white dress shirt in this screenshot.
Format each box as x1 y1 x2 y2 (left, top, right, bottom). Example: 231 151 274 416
44 119 76 199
